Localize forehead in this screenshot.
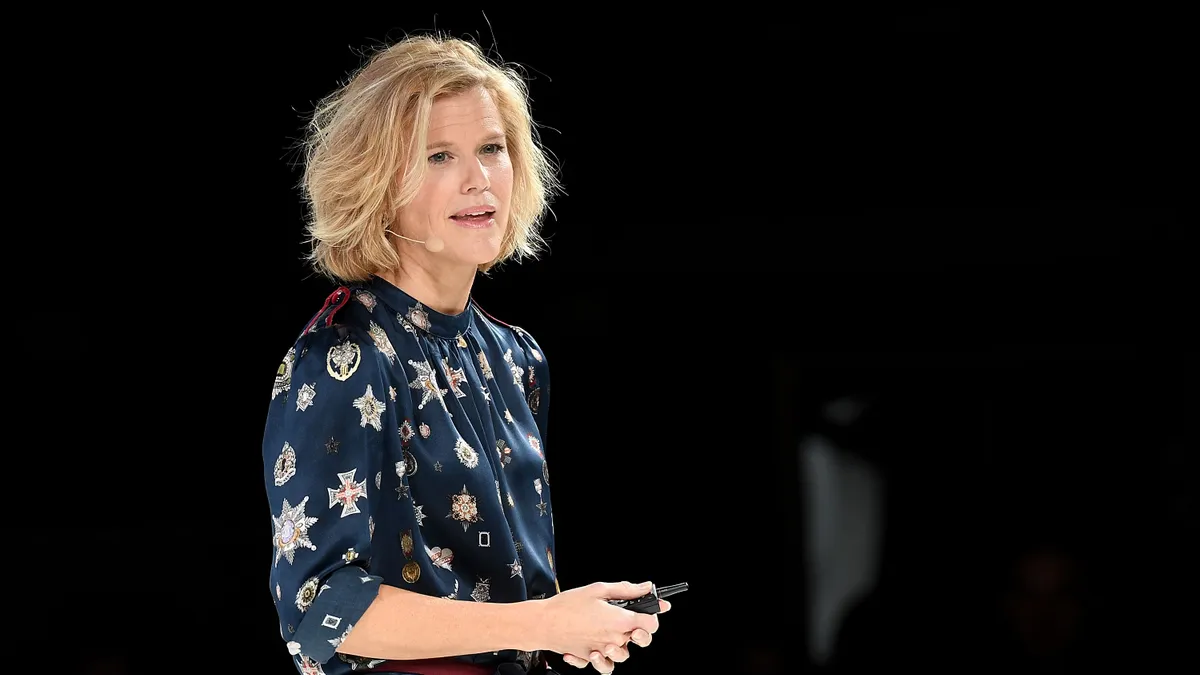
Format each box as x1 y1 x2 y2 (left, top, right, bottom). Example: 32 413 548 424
428 86 504 139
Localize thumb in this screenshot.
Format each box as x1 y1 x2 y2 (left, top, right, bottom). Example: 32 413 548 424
597 581 653 599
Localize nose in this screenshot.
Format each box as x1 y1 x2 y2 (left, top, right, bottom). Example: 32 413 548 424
462 157 490 194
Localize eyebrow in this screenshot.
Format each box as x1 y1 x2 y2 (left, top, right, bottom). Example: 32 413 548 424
426 133 507 152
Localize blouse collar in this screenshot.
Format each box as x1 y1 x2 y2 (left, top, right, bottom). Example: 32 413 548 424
362 275 476 340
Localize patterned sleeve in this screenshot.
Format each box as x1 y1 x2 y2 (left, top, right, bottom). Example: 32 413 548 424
262 324 390 666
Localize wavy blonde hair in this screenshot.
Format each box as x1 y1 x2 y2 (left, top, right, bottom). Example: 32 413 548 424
300 35 561 282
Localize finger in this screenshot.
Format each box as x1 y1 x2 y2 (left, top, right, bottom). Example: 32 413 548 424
597 580 653 600
631 613 660 635
588 650 615 674
602 643 630 663
628 628 652 647
659 599 671 613
562 654 589 669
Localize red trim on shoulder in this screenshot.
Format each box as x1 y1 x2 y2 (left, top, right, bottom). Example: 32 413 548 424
325 286 351 327
472 300 514 328
302 286 352 335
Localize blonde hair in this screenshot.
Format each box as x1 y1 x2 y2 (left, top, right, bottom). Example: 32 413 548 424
299 35 561 281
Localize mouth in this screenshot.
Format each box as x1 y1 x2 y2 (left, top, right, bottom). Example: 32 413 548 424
450 206 497 229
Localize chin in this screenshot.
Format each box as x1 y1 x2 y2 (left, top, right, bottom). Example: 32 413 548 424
455 229 505 266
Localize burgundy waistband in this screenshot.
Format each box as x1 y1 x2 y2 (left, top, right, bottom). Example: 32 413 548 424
368 658 494 674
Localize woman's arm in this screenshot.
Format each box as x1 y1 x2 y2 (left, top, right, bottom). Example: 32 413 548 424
336 585 544 658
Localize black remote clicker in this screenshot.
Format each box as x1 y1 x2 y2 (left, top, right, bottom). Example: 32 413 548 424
607 582 688 614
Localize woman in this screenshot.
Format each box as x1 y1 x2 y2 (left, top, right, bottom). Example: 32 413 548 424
261 35 668 675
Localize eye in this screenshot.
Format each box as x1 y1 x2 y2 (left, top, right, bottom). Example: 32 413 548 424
481 143 505 155
429 151 450 164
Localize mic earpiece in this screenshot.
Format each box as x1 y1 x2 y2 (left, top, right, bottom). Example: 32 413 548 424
386 229 444 253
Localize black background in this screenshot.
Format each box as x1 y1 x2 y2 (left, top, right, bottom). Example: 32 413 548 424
18 8 1193 674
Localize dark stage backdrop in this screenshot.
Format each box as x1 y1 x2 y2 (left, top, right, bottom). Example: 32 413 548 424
24 8 1192 675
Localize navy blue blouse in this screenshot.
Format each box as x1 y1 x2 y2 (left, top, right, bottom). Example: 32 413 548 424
262 276 558 674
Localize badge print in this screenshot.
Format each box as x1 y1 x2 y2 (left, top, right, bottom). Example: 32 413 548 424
444 579 459 599
354 290 376 312
367 321 397 364
326 619 350 648
530 348 543 362
542 460 550 486
495 480 502 505
395 484 410 500
272 496 319 566
399 419 414 445
441 357 468 399
479 531 491 547
478 351 494 380
433 461 443 472
504 409 514 424
454 437 479 469
456 333 468 348
447 485 482 532
526 365 540 412
425 544 454 570
295 576 320 612
338 655 386 671
375 471 382 490
534 479 547 516
407 359 449 413
353 384 385 431
400 529 420 583
419 422 431 439
326 341 361 382
413 503 427 526
272 348 295 400
508 558 523 579
496 440 512 467
548 547 561 593
327 469 368 518
503 349 525 392
526 434 543 459
527 386 541 415
274 442 297 486
342 548 358 563
406 304 432 332
471 577 491 602
398 312 417 336
388 386 397 401
296 383 317 412
395 450 418 479
297 656 324 675
276 584 282 601
325 437 340 454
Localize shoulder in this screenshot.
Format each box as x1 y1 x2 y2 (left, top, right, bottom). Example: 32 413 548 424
270 286 393 400
471 301 548 366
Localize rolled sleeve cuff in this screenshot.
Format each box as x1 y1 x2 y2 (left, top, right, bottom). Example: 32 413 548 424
289 566 384 664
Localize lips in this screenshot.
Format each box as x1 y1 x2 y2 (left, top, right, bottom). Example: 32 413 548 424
451 205 496 219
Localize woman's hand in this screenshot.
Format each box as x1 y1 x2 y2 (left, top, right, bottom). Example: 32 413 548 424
550 582 671 673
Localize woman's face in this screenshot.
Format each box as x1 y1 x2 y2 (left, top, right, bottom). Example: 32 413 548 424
394 85 514 269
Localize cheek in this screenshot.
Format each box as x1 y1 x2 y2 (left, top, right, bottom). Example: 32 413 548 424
407 175 451 218
492 161 515 200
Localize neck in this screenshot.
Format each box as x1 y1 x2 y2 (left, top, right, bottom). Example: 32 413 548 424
377 252 476 316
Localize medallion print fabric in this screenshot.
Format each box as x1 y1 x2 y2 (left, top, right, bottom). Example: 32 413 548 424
263 277 557 674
